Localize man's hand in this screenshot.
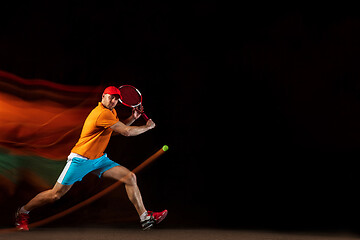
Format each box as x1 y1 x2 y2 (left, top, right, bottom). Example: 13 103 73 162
133 106 144 120
146 119 156 129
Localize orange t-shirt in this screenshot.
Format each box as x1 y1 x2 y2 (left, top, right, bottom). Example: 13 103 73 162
71 102 119 159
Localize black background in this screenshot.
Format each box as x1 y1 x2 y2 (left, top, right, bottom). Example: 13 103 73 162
1 1 360 232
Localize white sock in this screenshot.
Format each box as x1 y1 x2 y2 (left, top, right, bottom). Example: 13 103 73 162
19 206 30 214
140 211 148 221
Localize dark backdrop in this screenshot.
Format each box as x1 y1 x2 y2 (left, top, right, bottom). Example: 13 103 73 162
1 1 360 232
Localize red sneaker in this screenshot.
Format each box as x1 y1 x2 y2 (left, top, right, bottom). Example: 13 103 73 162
140 210 168 230
15 209 29 231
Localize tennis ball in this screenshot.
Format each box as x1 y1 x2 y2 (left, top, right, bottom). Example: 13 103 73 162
162 145 169 152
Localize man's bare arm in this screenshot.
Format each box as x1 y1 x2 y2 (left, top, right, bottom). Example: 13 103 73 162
110 119 155 136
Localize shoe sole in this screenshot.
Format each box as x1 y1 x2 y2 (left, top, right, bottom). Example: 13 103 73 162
142 223 154 231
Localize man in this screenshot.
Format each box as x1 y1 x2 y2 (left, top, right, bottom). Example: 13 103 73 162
15 86 167 231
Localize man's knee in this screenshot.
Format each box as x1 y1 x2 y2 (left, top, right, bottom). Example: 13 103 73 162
50 192 62 202
123 172 137 185
49 189 65 202
128 172 137 184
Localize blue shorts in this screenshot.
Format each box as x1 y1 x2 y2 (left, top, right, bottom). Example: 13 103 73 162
57 153 120 185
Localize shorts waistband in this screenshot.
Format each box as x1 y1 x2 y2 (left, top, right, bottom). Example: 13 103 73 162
68 152 89 161
67 153 107 161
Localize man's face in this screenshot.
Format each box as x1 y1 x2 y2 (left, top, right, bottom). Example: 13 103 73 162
102 93 120 110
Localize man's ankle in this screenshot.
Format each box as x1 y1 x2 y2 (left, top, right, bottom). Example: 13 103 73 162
18 206 30 215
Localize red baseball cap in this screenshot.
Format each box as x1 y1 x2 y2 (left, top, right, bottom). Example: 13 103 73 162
103 86 120 96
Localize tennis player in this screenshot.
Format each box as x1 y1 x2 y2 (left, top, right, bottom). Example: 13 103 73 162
15 86 167 231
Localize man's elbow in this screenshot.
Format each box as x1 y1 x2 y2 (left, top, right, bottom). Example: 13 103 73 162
110 122 131 137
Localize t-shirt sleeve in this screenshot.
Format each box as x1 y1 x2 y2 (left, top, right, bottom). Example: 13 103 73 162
96 110 119 128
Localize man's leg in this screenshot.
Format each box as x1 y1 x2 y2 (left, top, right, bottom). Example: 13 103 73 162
15 182 72 231
23 182 73 212
102 165 168 230
102 166 146 216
